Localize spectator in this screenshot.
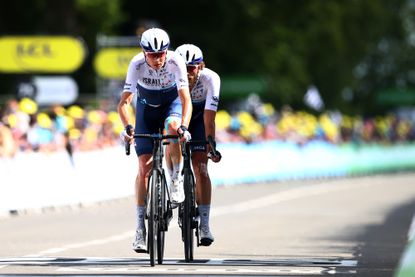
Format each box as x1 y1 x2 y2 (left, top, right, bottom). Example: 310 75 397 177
1 94 415 154
0 121 17 158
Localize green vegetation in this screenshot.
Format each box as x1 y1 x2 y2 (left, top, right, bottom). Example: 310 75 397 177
0 0 414 115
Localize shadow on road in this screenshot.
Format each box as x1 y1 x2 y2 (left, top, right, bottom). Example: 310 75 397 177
353 197 415 277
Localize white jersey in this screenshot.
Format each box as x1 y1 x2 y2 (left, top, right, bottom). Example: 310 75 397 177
191 67 220 111
123 50 188 106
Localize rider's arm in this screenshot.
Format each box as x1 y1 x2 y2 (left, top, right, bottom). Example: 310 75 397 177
118 54 140 128
204 110 216 140
178 87 192 128
203 69 221 161
117 91 134 128
204 69 221 140
204 109 221 162
174 51 192 129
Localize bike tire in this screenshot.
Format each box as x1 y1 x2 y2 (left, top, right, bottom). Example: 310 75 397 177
157 172 167 264
148 169 159 267
182 167 195 262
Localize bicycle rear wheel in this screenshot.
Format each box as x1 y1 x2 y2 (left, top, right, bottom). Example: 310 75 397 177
147 169 159 267
182 167 196 262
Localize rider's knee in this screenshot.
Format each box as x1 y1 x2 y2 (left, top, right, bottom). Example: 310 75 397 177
194 162 209 178
164 117 181 144
138 167 147 179
164 116 180 134
138 161 151 178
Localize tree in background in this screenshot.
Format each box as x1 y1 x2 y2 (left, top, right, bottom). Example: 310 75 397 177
0 0 123 102
0 0 413 116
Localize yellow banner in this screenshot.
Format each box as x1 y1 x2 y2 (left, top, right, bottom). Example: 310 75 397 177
94 48 139 79
0 36 86 73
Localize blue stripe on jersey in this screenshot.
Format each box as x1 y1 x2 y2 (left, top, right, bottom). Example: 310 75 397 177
136 84 178 106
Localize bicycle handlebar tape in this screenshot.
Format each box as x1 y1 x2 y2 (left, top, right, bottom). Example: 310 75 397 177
125 141 130 155
125 124 133 156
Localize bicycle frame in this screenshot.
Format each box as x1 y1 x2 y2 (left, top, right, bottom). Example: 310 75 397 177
128 132 178 266
180 136 218 262
180 140 198 262
126 133 218 264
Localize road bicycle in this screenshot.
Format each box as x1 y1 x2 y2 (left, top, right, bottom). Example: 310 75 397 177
126 132 178 266
179 135 220 262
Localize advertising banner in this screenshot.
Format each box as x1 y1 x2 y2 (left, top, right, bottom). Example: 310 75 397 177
94 47 139 79
0 36 86 73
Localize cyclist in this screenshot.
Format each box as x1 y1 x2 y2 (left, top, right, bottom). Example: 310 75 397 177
167 44 222 246
118 28 192 253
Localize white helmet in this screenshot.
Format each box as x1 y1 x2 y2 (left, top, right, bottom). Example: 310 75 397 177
140 28 170 52
175 44 203 65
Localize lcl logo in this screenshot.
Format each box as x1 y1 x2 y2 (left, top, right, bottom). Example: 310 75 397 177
0 36 86 73
16 43 54 57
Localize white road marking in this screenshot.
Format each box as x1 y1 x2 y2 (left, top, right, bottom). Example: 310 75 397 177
55 266 353 274
0 180 370 274
407 214 415 241
0 257 358 275
22 181 373 258
0 257 357 266
23 231 136 257
211 181 373 217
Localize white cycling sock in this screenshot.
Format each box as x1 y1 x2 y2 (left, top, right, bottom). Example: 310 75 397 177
171 163 181 180
198 204 210 228
167 166 173 180
136 205 146 230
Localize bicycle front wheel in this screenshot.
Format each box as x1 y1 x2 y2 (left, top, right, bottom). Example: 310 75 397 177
157 172 168 264
182 167 196 262
147 169 159 267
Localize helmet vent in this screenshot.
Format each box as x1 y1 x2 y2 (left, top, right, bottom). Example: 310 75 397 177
154 37 158 50
186 50 190 62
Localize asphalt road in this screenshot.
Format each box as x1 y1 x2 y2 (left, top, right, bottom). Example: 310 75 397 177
1 173 415 276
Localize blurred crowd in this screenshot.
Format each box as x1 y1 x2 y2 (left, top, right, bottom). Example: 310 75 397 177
0 98 123 158
1 95 415 158
217 95 415 145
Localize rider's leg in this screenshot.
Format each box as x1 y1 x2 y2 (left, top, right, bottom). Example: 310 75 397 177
192 151 214 245
164 143 174 179
192 152 211 205
133 154 152 252
165 116 184 203
136 154 152 222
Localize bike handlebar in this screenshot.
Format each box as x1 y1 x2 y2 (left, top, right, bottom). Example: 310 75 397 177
125 129 132 156
207 135 219 156
133 134 179 140
125 133 180 156
181 135 220 160
125 142 130 156
124 133 219 159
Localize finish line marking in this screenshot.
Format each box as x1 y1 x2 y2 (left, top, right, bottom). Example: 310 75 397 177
0 257 357 267
0 257 357 275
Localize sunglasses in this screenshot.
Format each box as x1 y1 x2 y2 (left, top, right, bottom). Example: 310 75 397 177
146 51 166 59
186 65 199 72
